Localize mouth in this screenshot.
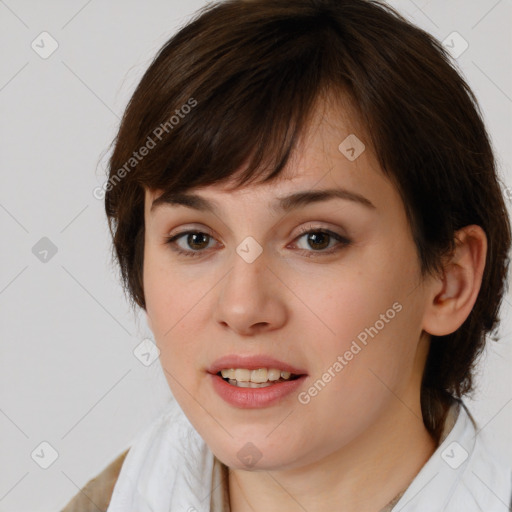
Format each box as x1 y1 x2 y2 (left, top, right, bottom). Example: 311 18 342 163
216 368 303 388
208 358 308 408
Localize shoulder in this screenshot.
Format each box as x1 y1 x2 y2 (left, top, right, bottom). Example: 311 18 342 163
60 448 130 512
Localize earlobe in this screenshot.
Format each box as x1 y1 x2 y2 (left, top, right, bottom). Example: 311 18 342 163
422 225 487 336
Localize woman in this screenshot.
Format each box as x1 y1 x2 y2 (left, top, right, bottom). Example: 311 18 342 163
62 0 512 510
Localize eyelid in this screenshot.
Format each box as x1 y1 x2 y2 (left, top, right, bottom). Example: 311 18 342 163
289 224 351 255
164 220 353 260
166 226 220 247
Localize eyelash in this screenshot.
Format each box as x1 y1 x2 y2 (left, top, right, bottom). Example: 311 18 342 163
164 224 351 259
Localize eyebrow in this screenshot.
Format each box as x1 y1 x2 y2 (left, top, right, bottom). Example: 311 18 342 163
150 188 376 215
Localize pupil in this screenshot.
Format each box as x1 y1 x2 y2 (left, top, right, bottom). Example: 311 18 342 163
308 232 329 250
188 233 209 250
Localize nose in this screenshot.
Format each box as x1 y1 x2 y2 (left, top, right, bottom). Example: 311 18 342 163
213 248 288 336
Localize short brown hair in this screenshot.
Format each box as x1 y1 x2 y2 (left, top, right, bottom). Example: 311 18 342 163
104 0 511 440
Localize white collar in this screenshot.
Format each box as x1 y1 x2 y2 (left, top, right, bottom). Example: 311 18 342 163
390 400 511 511
107 398 511 512
107 398 225 512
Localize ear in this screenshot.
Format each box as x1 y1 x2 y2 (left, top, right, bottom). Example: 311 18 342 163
422 225 487 336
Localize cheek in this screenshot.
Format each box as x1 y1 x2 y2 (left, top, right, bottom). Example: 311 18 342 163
299 300 417 447
144 272 202 405
143 250 196 363
305 252 420 393
144 243 190 326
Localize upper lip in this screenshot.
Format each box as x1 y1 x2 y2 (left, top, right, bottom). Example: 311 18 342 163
207 355 308 375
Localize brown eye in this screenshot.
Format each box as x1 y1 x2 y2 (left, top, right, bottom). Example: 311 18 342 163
293 227 351 257
184 232 210 250
303 232 330 250
165 230 217 257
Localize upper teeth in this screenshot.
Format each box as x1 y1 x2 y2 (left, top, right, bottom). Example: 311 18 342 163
220 368 293 383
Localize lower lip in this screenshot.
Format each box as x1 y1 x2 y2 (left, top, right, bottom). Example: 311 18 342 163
209 373 307 408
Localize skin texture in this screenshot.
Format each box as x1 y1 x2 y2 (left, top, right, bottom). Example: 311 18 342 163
142 96 487 512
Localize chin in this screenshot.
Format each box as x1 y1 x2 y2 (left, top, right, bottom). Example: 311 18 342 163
209 436 304 472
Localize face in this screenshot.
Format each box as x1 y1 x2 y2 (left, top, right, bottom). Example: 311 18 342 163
142 97 432 471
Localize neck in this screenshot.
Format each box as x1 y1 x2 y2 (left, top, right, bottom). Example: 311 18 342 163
228 397 438 512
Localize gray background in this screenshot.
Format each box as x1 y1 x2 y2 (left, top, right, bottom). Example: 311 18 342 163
0 0 511 510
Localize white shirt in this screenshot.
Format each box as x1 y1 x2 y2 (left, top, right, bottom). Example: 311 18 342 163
106 397 512 512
